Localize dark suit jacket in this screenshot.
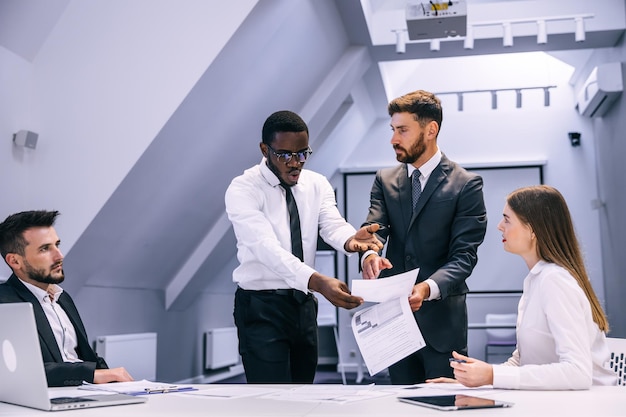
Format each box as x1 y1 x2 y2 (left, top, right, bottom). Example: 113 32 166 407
363 154 487 352
0 274 108 387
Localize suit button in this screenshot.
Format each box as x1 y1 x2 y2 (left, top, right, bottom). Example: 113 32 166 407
405 255 411 261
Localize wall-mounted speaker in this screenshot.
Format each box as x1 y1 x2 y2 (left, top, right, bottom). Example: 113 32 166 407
12 130 39 149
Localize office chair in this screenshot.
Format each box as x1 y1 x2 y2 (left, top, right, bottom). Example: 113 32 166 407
605 337 626 386
484 313 517 363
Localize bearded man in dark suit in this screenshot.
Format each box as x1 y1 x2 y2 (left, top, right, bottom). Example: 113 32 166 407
0 210 133 387
361 90 487 384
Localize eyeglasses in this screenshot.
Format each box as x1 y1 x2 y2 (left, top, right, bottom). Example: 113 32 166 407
266 145 313 164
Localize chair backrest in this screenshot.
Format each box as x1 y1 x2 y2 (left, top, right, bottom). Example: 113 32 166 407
605 337 626 386
485 313 517 344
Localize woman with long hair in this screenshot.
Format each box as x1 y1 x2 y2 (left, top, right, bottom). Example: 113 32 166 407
430 185 616 389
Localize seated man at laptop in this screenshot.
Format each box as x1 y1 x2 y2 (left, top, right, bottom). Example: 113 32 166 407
0 210 134 387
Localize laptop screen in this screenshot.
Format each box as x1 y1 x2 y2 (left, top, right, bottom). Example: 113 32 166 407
0 302 146 411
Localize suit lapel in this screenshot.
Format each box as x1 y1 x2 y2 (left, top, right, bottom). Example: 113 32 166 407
7 275 64 362
397 165 414 225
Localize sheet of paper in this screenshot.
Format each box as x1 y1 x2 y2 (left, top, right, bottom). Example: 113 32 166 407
395 383 499 397
414 382 495 392
181 386 281 399
351 297 426 376
260 384 392 403
351 268 419 302
79 379 195 395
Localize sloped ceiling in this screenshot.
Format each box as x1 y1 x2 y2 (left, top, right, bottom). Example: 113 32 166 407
0 0 69 61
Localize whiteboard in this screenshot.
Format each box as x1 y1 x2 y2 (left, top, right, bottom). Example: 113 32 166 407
343 165 543 293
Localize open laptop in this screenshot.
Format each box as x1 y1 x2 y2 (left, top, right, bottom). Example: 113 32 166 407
0 302 147 411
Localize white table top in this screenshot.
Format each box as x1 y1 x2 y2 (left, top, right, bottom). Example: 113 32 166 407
0 384 622 416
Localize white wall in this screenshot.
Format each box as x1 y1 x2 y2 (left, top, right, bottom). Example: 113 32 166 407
0 0 257 280
0 46 37 278
582 40 626 337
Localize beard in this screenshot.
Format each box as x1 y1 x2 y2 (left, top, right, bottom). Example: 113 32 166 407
394 131 426 164
23 259 65 285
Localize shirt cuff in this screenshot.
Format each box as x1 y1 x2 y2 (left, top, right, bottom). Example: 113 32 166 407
360 250 378 269
492 364 520 389
425 278 441 300
296 264 317 294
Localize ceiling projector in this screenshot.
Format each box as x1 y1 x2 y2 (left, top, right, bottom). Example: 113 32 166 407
405 1 467 40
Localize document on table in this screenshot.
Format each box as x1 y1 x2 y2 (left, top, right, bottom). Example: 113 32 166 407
260 384 392 403
350 268 426 376
79 379 196 395
411 382 497 394
182 386 281 399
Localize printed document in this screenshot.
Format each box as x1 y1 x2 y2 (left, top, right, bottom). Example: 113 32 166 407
351 268 419 302
79 380 196 395
350 268 426 376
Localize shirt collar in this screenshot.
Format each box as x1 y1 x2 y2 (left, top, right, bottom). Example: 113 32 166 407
260 157 281 188
407 147 442 179
22 280 64 303
529 259 549 275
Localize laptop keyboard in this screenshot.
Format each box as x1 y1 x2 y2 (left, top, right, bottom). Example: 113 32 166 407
51 397 96 404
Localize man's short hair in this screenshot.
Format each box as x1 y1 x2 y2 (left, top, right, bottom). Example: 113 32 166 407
388 90 443 131
0 210 60 259
262 110 309 145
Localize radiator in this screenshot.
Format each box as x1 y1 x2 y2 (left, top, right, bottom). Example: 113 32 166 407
204 327 239 370
95 332 157 381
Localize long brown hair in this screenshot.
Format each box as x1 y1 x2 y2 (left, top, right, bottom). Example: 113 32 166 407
507 185 609 332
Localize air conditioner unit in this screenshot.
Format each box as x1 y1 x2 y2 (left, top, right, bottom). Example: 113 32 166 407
405 1 467 41
576 62 623 118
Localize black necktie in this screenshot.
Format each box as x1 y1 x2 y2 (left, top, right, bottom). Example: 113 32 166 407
412 169 422 210
281 184 304 262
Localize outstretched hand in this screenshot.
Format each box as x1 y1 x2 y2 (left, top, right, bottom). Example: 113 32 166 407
345 223 383 253
308 273 363 309
361 253 393 279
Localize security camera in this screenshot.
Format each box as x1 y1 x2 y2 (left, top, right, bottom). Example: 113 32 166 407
568 132 581 147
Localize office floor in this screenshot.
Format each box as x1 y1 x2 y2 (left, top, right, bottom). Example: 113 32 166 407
220 364 391 385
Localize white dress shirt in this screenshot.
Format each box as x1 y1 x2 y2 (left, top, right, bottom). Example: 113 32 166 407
492 260 617 389
225 158 356 292
22 281 82 363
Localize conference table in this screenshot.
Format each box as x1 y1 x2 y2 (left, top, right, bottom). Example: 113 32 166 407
0 384 622 416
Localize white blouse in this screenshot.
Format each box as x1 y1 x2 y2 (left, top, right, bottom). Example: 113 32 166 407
492 261 617 389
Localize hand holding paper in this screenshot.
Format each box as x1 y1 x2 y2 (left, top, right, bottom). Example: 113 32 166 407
349 268 426 376
351 268 419 302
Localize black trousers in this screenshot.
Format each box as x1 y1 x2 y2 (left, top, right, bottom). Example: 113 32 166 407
234 287 318 383
388 343 467 384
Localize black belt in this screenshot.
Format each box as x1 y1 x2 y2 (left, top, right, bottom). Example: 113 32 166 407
239 287 313 303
